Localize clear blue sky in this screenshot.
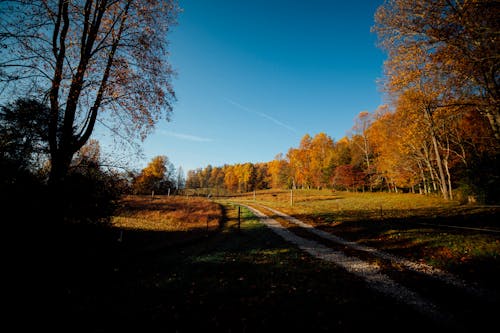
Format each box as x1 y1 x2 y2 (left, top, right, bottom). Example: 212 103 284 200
123 0 386 173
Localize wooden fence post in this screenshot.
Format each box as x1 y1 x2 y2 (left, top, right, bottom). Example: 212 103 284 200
238 206 241 231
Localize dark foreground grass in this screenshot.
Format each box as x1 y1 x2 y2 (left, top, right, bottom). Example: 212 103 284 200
16 196 499 332
28 202 448 333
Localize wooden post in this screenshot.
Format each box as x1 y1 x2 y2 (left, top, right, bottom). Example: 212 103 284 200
253 190 256 201
290 189 293 207
151 190 154 199
237 206 241 231
167 188 170 197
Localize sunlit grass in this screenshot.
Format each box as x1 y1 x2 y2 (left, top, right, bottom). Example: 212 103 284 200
229 189 500 280
232 189 457 221
112 195 222 232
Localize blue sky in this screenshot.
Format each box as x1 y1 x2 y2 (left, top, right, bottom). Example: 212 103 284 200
123 0 386 172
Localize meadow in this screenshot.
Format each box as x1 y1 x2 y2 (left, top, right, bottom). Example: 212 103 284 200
50 192 500 332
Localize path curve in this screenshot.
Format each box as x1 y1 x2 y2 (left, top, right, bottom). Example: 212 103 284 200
239 203 451 323
256 204 490 299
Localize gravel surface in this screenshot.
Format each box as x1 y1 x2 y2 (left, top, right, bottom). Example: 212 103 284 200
258 204 490 300
241 204 453 323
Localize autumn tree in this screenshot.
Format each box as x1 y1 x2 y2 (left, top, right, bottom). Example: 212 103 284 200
373 0 500 141
268 153 291 189
254 163 270 190
133 155 175 195
329 136 352 179
351 111 375 190
0 0 179 184
288 134 313 188
371 0 500 199
308 133 335 189
369 107 423 193
223 165 238 192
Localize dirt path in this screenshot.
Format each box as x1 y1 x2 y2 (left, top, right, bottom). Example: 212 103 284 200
256 204 490 300
239 203 452 323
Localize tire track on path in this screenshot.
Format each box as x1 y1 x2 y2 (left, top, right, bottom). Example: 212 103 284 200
238 203 453 324
256 204 492 301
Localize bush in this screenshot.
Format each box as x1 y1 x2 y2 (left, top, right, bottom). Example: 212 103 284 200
54 166 124 224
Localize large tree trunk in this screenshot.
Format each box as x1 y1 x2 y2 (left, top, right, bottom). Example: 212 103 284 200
484 109 500 142
49 149 74 185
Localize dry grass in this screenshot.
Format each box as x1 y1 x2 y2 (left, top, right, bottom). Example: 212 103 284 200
232 189 457 220
112 195 222 232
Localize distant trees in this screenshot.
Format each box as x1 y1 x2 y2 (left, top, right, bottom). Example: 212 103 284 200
0 0 178 184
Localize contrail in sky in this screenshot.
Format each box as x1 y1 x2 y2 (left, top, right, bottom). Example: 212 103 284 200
224 98 298 134
161 130 213 142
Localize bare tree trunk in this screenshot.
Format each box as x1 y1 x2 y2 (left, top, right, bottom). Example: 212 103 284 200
425 104 449 200
444 159 453 200
423 145 437 193
417 161 428 194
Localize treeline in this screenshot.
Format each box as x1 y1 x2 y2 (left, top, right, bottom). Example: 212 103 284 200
187 113 497 202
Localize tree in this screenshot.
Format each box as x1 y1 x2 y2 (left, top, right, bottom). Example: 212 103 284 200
333 165 365 192
373 0 500 141
0 0 179 184
175 166 185 190
72 139 101 170
371 0 500 199
309 133 335 189
268 153 291 189
0 98 50 174
133 155 175 195
351 111 375 190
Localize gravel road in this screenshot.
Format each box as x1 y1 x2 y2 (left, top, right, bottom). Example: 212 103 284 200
237 203 494 326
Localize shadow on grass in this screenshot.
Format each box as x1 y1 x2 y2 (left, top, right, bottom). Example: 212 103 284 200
288 208 500 287
13 202 499 333
19 208 452 333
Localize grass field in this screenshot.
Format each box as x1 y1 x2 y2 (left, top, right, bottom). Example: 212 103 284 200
231 189 500 286
38 192 500 332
